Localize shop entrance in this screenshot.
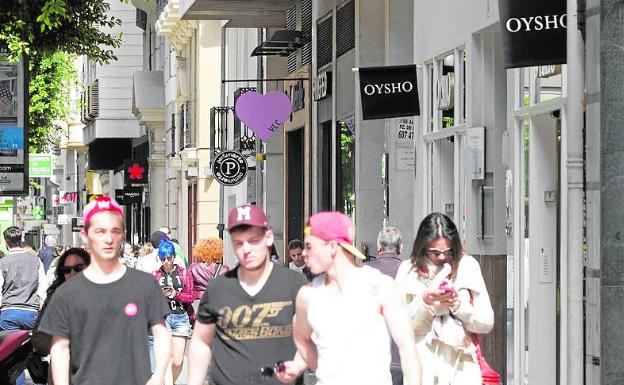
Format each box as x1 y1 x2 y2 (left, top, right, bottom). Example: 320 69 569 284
287 127 305 243
517 111 561 385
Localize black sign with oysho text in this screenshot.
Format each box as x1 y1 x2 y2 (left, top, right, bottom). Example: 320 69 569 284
498 0 566 68
124 159 149 186
212 151 248 186
358 65 420 120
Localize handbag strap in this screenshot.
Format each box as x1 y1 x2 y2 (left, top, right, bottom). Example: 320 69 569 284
213 263 223 278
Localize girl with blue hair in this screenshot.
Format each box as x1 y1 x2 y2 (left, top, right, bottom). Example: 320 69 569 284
153 239 195 385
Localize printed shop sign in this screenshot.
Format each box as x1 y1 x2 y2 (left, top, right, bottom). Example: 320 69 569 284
124 159 148 186
358 65 420 120
498 0 566 68
211 150 248 186
53 191 78 206
235 91 293 142
29 154 53 178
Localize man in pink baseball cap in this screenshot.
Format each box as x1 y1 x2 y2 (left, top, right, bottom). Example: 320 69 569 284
38 196 172 385
188 204 309 385
293 211 422 385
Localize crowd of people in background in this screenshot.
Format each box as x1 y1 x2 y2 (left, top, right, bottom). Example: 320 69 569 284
0 195 496 385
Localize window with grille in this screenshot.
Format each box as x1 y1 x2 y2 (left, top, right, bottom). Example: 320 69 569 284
287 6 297 74
301 0 312 66
317 13 333 69
336 0 355 58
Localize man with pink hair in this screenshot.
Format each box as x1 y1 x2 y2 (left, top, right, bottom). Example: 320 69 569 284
38 196 172 385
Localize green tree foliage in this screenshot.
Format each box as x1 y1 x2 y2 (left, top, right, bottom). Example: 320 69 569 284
0 0 125 152
0 0 122 63
28 50 76 152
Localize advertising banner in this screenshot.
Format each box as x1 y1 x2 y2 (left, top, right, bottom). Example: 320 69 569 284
0 126 26 195
29 154 53 178
358 65 420 120
498 0 567 68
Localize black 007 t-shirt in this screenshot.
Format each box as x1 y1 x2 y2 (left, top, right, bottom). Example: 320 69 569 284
38 268 170 385
197 264 308 385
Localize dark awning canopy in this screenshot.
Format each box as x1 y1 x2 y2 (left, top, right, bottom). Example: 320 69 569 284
251 30 309 57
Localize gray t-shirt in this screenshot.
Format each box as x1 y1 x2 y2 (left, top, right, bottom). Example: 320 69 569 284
38 268 169 385
197 265 307 385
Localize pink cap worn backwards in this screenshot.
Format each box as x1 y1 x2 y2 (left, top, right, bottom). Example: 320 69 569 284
82 196 124 227
304 212 366 260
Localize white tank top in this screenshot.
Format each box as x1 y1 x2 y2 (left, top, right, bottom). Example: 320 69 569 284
307 266 393 385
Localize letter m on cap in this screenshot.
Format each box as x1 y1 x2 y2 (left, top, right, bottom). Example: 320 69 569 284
237 206 252 221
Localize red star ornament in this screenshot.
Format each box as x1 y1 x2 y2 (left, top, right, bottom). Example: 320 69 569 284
128 163 145 181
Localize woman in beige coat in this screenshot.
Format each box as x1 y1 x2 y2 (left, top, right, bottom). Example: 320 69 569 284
396 212 494 385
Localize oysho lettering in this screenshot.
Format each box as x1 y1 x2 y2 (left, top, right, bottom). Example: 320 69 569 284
505 14 567 33
363 81 414 96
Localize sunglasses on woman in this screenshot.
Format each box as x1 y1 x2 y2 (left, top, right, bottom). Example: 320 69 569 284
59 264 86 274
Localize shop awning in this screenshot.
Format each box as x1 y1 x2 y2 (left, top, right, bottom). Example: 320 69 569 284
88 139 133 171
132 71 165 125
179 0 294 27
498 0 567 68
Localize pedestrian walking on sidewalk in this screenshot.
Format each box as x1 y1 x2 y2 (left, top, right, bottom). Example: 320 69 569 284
31 247 91 384
293 212 422 385
37 196 172 385
188 238 230 313
0 226 48 385
187 204 308 385
365 226 406 385
395 212 494 385
152 239 194 385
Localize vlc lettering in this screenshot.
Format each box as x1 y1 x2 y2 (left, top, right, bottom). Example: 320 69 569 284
505 14 567 33
267 120 282 133
363 81 414 96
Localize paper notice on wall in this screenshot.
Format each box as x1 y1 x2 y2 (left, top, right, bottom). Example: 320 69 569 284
395 117 415 144
396 147 415 170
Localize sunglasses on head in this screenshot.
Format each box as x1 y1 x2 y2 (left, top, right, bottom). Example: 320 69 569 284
59 264 86 274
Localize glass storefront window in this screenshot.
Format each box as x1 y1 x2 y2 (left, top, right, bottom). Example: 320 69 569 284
337 119 355 217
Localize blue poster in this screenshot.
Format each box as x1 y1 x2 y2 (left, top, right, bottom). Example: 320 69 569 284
0 127 23 150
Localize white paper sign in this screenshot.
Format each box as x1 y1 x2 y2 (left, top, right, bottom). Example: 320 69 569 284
397 148 415 170
466 126 485 180
395 117 415 143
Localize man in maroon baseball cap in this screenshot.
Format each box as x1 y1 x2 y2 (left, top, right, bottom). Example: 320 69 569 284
293 211 422 385
188 204 309 385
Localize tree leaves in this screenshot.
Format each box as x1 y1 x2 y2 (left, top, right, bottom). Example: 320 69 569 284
28 51 76 152
0 0 122 64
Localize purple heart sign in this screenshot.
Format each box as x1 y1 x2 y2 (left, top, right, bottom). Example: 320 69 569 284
234 91 293 142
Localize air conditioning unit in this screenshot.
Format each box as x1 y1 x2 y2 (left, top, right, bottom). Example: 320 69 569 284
185 167 198 180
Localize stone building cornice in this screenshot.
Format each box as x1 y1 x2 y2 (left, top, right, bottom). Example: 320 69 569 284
155 0 197 52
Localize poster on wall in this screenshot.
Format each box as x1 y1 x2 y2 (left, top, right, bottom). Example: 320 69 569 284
0 126 26 195
498 0 567 68
358 65 420 120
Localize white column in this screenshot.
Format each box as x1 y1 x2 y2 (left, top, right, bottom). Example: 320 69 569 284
148 123 167 233
563 0 585 384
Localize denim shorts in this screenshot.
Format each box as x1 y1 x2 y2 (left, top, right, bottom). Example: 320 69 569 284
166 312 191 337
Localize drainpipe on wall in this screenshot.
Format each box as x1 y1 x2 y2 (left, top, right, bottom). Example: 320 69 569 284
218 27 226 239
564 0 585 384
